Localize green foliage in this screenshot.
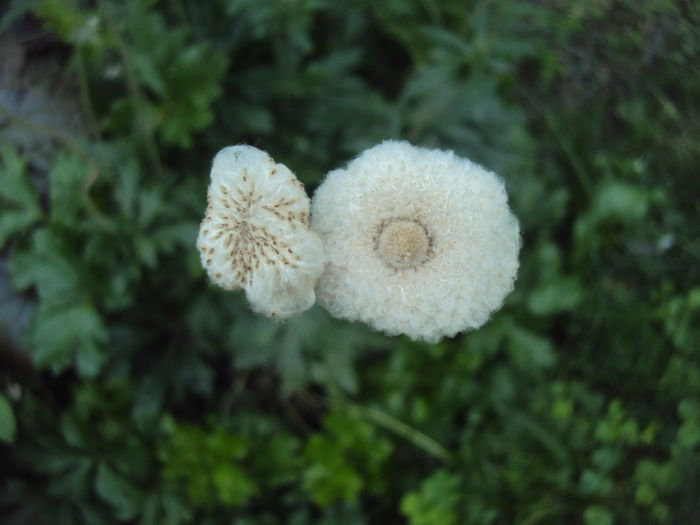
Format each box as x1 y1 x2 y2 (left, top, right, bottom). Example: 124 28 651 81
302 408 392 506
10 228 107 376
159 417 258 508
1 0 699 523
400 470 462 525
0 146 41 246
0 394 17 443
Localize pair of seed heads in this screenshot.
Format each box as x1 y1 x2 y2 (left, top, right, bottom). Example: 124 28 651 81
197 141 521 342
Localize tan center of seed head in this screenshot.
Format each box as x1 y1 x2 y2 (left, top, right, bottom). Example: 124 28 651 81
375 218 432 270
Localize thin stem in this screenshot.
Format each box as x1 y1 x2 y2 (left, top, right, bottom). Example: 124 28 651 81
100 0 163 179
0 102 115 231
336 397 454 464
172 0 191 31
218 370 250 417
74 47 101 140
518 87 592 196
300 389 453 464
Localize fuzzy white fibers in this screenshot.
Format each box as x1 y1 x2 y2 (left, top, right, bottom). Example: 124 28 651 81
311 141 520 342
197 145 326 318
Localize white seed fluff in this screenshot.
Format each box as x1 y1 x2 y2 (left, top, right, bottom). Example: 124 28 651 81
311 140 520 342
196 145 326 318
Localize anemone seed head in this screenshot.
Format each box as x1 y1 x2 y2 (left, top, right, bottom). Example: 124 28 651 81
197 145 325 318
311 140 521 342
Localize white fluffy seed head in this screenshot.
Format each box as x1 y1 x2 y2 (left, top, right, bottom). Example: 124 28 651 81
196 145 326 318
311 140 521 342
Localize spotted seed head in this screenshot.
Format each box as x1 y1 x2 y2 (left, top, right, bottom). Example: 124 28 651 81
197 145 325 318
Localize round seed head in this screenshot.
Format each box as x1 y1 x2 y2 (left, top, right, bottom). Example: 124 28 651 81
311 141 520 342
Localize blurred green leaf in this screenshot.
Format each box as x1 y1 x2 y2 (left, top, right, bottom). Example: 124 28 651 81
95 462 142 520
49 151 88 228
9 230 106 375
507 324 556 370
400 470 461 525
584 505 613 525
303 408 392 506
528 276 583 316
159 419 258 509
0 394 17 443
0 145 41 246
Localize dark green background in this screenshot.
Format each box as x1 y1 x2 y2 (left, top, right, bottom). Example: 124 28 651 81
1 0 699 523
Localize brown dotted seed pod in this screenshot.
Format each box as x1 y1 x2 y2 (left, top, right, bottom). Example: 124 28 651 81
196 145 326 318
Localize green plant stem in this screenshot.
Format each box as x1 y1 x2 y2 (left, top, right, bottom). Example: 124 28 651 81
337 397 454 464
518 87 592 197
218 371 250 417
300 389 453 464
74 47 101 140
101 0 163 179
0 102 114 231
